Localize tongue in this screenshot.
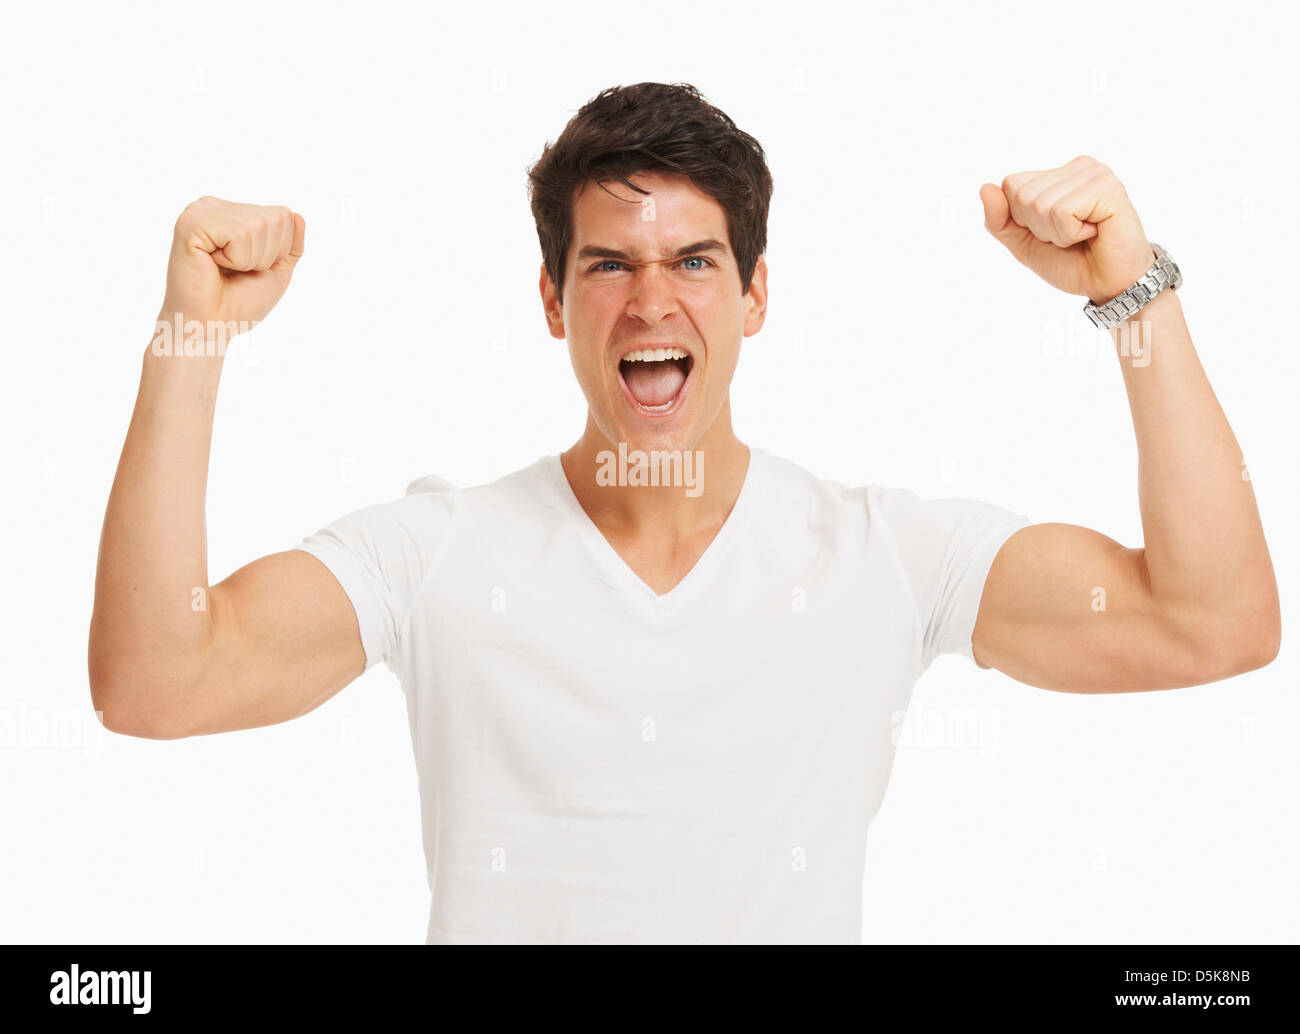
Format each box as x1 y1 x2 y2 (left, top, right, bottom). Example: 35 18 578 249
622 359 686 407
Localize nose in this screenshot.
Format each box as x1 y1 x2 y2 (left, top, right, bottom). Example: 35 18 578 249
624 263 678 324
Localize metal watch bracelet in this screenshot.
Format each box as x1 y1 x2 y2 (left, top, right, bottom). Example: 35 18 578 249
1083 242 1182 331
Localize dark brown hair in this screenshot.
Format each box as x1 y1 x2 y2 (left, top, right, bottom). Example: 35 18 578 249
527 82 773 299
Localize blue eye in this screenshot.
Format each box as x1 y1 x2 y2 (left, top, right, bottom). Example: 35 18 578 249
587 256 714 273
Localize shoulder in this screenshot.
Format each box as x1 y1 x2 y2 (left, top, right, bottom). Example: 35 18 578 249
397 455 570 547
755 447 910 533
753 447 866 511
755 447 1030 567
403 473 459 497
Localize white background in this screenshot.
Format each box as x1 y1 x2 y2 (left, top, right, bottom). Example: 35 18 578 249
2 0 1296 943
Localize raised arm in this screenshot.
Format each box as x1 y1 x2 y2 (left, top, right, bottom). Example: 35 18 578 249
970 157 1280 693
88 197 366 738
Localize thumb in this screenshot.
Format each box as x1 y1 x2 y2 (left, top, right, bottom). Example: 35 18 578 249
272 212 307 273
287 212 306 262
210 247 240 271
980 182 1015 238
210 212 305 272
980 182 1037 265
977 185 1003 236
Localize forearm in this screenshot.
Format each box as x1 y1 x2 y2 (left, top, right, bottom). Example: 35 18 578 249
89 340 224 708
1113 288 1279 637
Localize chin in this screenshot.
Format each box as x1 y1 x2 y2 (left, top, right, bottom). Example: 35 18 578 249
608 420 694 457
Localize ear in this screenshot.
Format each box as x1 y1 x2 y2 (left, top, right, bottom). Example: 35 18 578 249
539 262 565 340
742 254 768 338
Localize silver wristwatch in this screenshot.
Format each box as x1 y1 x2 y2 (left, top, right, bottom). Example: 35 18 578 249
1083 243 1182 330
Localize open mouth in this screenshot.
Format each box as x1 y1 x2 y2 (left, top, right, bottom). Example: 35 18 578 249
617 346 695 416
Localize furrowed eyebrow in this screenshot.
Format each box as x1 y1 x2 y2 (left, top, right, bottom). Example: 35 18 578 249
576 239 728 263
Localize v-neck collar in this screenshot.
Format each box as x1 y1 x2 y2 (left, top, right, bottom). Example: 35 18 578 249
542 445 764 611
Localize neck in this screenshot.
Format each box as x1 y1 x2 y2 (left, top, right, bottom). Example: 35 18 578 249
559 401 750 539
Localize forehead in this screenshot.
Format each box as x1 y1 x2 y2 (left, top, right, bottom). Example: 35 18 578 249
570 171 730 256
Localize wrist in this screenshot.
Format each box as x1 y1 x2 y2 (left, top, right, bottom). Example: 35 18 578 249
1083 243 1181 331
141 329 226 396
149 309 257 359
1088 246 1158 306
1108 279 1181 327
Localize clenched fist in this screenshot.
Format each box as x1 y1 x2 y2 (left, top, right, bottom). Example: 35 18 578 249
979 156 1156 306
158 196 306 334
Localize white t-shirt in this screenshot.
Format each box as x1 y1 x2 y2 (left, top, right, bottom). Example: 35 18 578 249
292 446 1031 943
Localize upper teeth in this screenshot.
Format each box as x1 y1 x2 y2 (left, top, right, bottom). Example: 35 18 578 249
622 347 689 363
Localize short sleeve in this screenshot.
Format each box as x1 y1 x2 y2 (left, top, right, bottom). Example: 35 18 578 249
292 474 458 672
870 486 1031 672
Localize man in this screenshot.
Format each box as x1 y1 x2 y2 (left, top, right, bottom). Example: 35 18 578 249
89 82 1280 943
